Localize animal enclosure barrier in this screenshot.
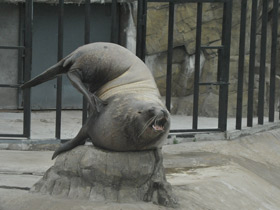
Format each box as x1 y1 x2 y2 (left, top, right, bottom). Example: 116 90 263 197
136 0 233 132
0 0 279 139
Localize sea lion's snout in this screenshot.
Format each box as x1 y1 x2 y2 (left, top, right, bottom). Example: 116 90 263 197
151 109 169 132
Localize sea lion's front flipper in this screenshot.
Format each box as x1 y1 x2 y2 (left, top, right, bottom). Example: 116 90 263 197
67 69 106 113
52 125 89 160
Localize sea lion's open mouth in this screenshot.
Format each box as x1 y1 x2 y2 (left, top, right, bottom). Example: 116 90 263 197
151 116 167 131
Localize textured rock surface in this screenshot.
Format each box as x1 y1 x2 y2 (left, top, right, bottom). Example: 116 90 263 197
31 145 177 207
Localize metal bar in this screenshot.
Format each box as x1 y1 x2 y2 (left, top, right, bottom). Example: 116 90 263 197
218 0 232 131
192 2 202 130
0 134 27 138
199 82 229 86
136 0 144 59
147 0 227 2
18 4 25 109
165 2 175 111
257 0 268 125
0 84 21 88
269 0 279 122
111 0 118 43
141 0 147 61
200 45 224 49
170 128 222 133
82 0 91 125
55 0 64 139
247 0 257 127
235 0 247 130
23 0 33 138
84 0 91 44
0 46 25 50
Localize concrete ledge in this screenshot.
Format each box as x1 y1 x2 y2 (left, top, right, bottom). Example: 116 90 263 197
226 121 280 140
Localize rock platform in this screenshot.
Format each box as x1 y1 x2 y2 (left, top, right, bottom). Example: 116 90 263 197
31 145 177 207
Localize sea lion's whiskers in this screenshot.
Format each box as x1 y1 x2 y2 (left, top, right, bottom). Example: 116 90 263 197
138 116 157 138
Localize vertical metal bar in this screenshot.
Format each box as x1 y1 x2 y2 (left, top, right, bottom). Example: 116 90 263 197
165 2 175 111
111 0 118 43
218 0 232 131
236 0 247 130
23 0 33 138
269 0 279 122
247 0 257 127
136 0 144 59
257 0 268 125
85 0 91 44
140 0 147 62
55 0 64 139
83 0 91 125
192 2 202 130
18 4 24 108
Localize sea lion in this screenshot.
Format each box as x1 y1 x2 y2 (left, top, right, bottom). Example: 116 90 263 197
21 42 170 159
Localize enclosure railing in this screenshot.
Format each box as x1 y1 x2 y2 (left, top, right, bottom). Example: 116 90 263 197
136 0 233 132
0 0 279 139
0 1 32 138
236 0 279 129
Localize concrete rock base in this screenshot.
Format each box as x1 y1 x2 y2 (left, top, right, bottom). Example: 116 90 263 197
31 146 177 207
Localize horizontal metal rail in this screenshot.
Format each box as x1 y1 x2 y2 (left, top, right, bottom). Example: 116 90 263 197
170 128 222 133
0 134 27 138
0 84 21 88
148 0 227 3
0 46 25 50
199 82 229 86
200 45 224 49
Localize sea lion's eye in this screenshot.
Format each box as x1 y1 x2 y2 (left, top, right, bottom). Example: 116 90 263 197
138 111 142 114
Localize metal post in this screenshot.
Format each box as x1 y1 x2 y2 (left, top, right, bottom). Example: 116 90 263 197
257 0 268 125
23 0 33 138
141 0 147 61
235 0 247 130
111 0 118 43
218 0 232 131
136 0 144 59
18 4 25 108
269 0 279 122
55 0 64 139
136 0 147 61
192 2 202 130
83 0 91 124
247 0 257 127
166 2 175 111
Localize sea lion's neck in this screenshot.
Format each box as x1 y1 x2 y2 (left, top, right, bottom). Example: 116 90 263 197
96 61 160 101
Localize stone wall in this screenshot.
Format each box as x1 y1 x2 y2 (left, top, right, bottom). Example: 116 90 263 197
126 0 280 117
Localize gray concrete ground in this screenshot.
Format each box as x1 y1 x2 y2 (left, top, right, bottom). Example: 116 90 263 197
1 111 280 209
1 129 280 209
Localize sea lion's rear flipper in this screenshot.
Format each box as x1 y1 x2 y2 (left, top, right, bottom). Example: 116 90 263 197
20 54 72 89
67 69 107 113
52 125 89 160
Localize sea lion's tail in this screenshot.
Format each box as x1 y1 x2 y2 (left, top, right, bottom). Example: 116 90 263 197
20 55 71 89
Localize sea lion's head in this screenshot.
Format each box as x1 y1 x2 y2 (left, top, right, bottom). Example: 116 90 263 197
126 101 170 149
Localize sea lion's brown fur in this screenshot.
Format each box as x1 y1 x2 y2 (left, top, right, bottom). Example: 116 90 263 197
21 42 170 159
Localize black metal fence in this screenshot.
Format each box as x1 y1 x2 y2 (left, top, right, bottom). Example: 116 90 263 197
137 0 233 132
236 0 279 129
0 1 32 138
0 0 119 139
0 0 279 139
